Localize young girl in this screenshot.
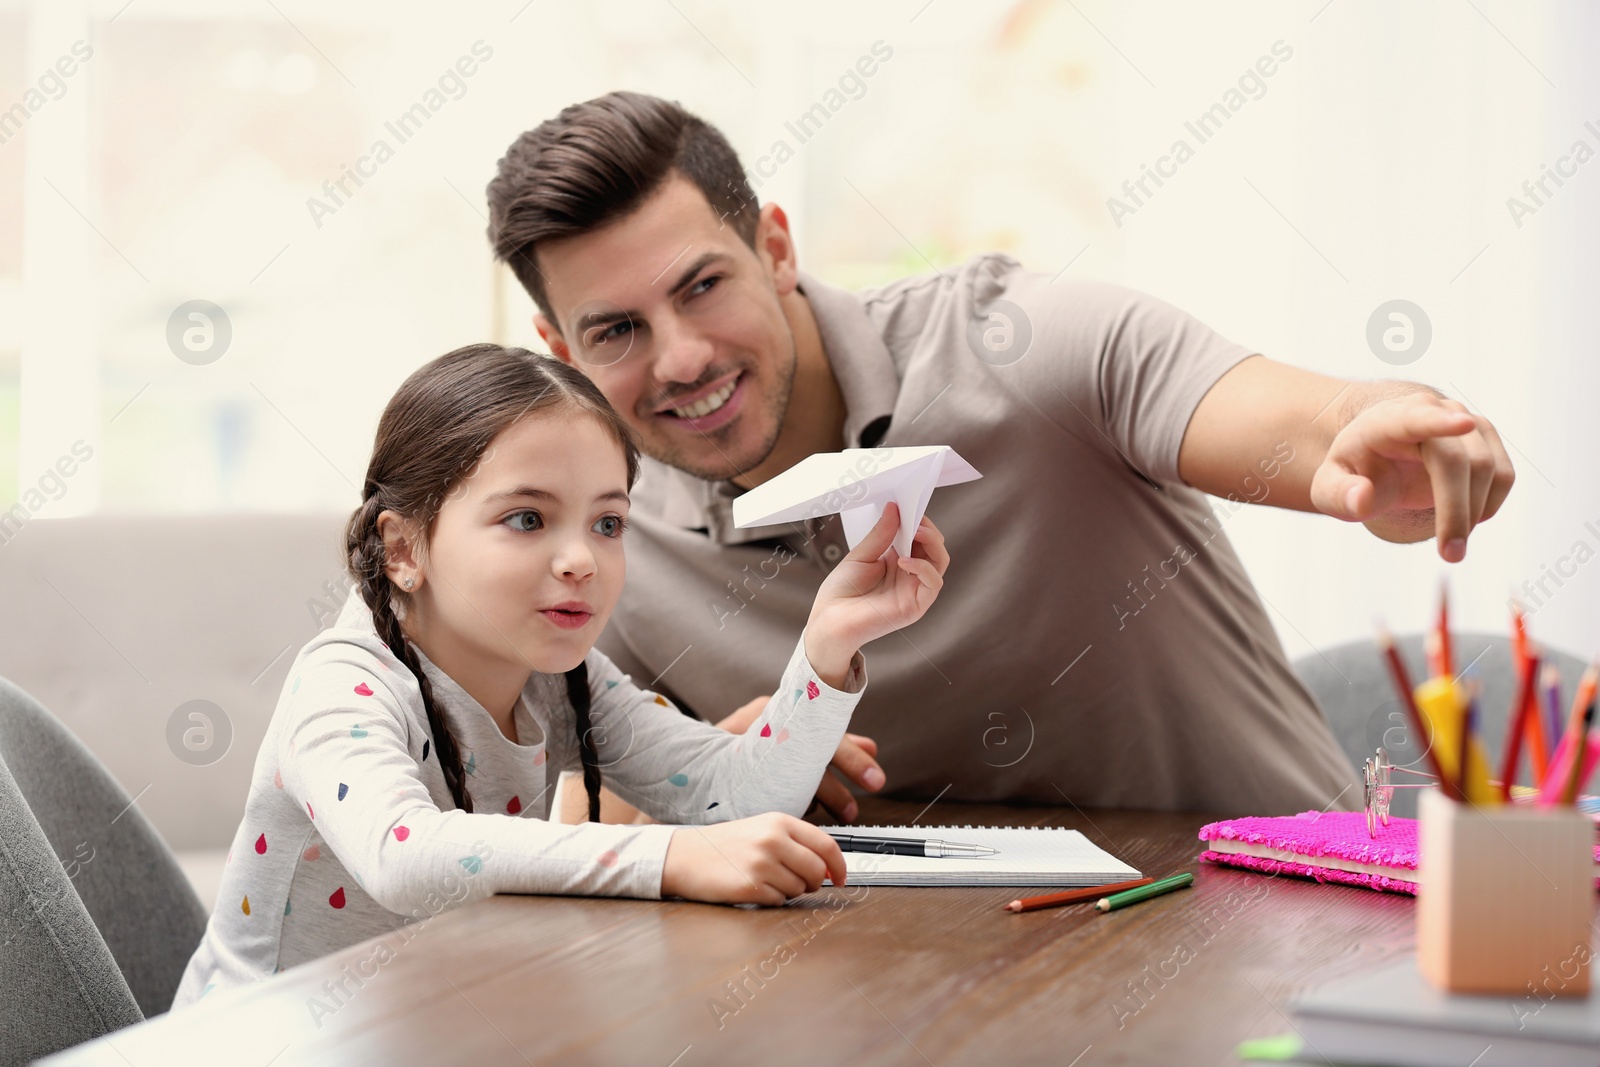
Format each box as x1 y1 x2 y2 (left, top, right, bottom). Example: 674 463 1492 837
172 343 948 1005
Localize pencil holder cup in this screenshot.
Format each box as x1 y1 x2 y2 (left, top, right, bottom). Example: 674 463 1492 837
1417 788 1596 996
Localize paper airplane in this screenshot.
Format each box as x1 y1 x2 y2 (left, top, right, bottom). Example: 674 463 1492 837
732 446 981 558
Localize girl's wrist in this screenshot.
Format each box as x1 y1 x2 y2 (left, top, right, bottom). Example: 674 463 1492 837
802 620 855 690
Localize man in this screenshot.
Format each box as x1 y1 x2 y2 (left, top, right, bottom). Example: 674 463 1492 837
484 91 1513 820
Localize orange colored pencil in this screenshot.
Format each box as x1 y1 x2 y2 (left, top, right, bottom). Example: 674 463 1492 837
1511 604 1529 667
1510 609 1549 779
1560 698 1597 806
1004 878 1153 913
1573 665 1599 742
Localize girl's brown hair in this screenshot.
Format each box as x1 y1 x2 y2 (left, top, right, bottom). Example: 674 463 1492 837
344 343 640 821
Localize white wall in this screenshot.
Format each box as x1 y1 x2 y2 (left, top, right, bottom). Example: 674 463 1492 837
0 0 1594 662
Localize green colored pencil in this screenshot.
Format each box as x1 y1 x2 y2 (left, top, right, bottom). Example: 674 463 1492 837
1095 872 1194 912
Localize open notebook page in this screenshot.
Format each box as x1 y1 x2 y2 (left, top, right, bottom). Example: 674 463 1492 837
819 825 1143 887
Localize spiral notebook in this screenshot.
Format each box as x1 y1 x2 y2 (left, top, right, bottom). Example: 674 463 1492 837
818 825 1143 887
1198 810 1600 896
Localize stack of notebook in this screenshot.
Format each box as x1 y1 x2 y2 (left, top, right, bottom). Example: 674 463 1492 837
818 825 1141 887
1283 955 1600 1067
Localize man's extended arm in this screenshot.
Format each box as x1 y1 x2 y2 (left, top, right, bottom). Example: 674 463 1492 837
1177 355 1515 561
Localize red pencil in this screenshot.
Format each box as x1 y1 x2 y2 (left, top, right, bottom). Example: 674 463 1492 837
1498 650 1542 801
1004 878 1153 913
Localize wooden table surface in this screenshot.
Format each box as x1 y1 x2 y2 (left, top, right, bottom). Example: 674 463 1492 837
42 798 1420 1067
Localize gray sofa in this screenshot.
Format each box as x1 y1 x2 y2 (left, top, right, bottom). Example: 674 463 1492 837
0 514 353 911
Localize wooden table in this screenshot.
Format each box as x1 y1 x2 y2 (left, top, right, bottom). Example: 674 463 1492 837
42 798 1418 1066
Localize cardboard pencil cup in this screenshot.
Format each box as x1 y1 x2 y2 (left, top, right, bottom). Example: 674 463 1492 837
1417 788 1596 995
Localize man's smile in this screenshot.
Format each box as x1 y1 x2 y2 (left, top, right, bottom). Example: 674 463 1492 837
654 370 747 431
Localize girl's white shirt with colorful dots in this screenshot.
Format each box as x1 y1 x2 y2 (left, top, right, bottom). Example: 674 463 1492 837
172 587 866 1007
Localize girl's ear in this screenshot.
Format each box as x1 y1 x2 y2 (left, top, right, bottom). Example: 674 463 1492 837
376 510 423 591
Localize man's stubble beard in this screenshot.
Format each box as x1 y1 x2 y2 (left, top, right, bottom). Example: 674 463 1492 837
638 335 799 483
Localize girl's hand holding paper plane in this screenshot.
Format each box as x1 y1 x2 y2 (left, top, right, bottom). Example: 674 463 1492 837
803 501 949 688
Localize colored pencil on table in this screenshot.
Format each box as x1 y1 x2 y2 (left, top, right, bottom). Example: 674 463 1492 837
1003 877 1153 913
1095 873 1194 912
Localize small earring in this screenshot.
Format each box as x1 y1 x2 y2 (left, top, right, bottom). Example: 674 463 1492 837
403 576 415 590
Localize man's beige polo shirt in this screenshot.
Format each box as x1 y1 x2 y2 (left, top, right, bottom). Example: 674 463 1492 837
594 252 1358 815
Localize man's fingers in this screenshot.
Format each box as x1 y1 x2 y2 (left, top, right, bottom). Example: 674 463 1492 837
1421 435 1472 561
1462 428 1496 535
1311 467 1378 521
844 731 879 757
1435 418 1506 562
813 770 860 822
831 733 886 791
1317 396 1516 551
1474 416 1517 522
1355 401 1476 457
1398 400 1477 443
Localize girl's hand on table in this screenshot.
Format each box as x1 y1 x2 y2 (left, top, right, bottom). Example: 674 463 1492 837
660 812 848 905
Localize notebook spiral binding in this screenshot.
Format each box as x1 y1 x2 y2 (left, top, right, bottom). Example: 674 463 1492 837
875 825 1054 830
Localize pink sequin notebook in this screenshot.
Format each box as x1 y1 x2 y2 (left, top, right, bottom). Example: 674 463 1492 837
1198 810 1600 896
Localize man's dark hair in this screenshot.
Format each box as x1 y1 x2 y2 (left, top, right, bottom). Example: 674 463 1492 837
485 91 760 321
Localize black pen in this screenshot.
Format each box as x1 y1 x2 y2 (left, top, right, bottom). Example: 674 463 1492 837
823 832 998 858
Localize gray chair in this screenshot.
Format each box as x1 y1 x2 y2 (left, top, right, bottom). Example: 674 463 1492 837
0 676 209 1066
1292 631 1590 819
